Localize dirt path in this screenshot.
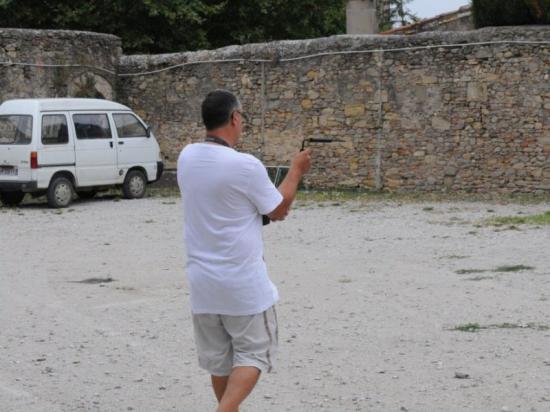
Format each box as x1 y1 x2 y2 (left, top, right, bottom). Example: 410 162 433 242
1 196 549 411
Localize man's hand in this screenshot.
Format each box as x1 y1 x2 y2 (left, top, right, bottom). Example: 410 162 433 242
291 148 312 175
267 148 313 222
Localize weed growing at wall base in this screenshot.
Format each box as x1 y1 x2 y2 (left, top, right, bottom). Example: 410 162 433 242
485 211 550 226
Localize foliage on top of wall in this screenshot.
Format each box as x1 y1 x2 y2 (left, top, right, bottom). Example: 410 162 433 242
0 0 346 54
472 0 550 28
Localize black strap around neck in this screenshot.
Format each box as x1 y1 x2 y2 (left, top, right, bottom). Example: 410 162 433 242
205 135 231 148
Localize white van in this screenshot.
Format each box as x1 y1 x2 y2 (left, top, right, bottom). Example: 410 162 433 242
0 98 163 208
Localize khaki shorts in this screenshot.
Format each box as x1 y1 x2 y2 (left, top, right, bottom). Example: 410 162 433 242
192 306 278 376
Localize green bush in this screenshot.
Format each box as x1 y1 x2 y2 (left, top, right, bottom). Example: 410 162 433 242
472 0 550 28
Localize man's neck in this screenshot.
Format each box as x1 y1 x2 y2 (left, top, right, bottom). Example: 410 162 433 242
205 129 237 147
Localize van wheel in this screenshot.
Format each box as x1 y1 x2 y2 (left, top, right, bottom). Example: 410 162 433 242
0 191 25 206
77 190 97 199
122 170 146 199
47 176 74 208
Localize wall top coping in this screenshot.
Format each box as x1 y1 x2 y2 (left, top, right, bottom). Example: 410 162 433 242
119 26 550 72
0 28 120 44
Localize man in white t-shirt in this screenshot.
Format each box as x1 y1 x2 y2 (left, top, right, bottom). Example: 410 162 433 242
177 89 311 412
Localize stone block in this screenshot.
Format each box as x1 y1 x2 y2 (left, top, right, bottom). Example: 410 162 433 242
443 176 454 187
420 75 437 85
432 117 451 131
307 90 319 99
344 104 365 117
283 90 295 99
301 99 313 109
467 82 487 102
385 178 401 189
306 70 318 80
444 166 458 177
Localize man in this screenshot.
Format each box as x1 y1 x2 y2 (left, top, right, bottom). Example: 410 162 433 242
177 89 311 412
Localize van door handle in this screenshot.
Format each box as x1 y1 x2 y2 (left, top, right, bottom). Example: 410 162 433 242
118 141 124 145
109 141 113 148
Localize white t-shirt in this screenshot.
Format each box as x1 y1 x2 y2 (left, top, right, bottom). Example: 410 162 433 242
177 143 283 315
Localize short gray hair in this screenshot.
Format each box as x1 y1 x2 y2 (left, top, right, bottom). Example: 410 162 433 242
201 89 241 130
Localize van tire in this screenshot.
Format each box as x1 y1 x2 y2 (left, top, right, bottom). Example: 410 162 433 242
47 176 74 208
0 191 25 206
122 170 146 199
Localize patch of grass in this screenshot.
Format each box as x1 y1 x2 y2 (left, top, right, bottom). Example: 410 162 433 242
456 265 535 275
466 275 494 281
294 190 550 205
422 206 434 211
147 187 180 198
456 268 487 275
485 211 550 227
453 323 482 332
442 255 469 260
144 187 550 205
494 265 534 273
452 322 549 332
490 323 550 331
338 277 353 284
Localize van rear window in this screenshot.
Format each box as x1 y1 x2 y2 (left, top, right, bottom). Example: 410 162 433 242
0 115 32 145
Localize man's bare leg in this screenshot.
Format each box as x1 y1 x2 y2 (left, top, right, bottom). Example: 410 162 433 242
211 375 230 402
216 366 260 412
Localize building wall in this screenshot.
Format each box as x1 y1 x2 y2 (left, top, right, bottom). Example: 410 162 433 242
1 26 549 193
346 0 379 34
382 6 474 35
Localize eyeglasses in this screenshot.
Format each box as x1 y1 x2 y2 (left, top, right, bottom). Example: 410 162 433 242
233 110 249 123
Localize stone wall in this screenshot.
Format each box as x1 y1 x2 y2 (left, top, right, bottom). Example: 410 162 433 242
0 29 120 101
119 26 550 193
1 26 549 193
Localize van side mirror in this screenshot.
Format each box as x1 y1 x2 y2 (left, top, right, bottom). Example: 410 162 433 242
146 126 152 138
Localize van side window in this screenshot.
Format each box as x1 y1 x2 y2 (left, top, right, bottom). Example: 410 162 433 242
42 115 68 145
113 114 147 138
73 114 112 139
0 115 32 145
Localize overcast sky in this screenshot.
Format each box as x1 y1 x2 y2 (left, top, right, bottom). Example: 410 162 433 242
408 0 471 19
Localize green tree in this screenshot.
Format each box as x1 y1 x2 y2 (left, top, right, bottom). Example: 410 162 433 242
206 0 346 49
377 0 418 31
472 0 550 27
0 0 346 53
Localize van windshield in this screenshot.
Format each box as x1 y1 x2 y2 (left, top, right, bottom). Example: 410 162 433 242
0 115 33 145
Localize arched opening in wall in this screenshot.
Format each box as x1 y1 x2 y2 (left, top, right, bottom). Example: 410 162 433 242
68 73 113 100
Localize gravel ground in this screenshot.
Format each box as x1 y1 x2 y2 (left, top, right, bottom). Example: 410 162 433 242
1 195 549 412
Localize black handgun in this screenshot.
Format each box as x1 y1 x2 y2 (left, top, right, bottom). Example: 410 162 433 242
300 137 344 151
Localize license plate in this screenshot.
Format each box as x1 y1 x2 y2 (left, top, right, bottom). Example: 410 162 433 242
0 166 17 176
